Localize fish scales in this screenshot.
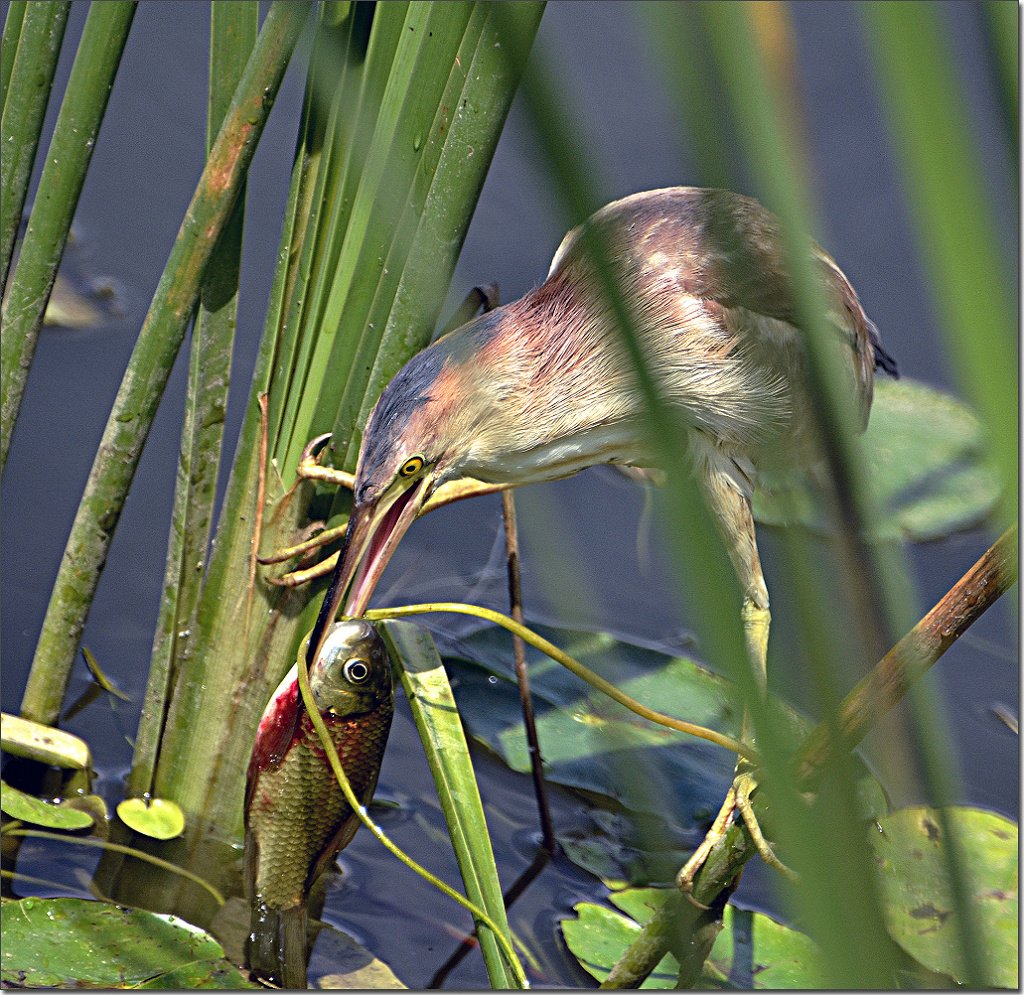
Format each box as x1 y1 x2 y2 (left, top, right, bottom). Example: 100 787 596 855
244 620 394 987
246 703 392 907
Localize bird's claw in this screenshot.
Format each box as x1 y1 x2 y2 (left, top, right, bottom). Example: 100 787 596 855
296 434 356 489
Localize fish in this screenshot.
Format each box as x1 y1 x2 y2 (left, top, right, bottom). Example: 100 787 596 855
244 620 393 988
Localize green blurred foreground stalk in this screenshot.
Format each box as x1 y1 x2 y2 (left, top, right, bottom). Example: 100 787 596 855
20 1 309 726
603 526 1018 989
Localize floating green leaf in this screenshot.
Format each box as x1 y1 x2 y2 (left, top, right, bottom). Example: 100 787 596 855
755 379 1000 541
870 806 1018 987
0 712 91 770
562 896 678 988
0 781 94 830
442 622 887 883
562 887 825 989
700 904 826 989
116 797 186 840
0 897 256 989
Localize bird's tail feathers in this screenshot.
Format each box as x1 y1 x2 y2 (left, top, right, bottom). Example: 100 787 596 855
246 901 309 989
867 318 899 377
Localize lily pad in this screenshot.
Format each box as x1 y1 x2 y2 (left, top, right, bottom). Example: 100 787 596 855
0 782 95 830
754 378 999 541
117 797 186 840
0 897 257 988
440 623 887 884
562 886 825 988
870 806 1017 987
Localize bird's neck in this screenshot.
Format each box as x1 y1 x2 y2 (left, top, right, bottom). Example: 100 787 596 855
448 276 647 484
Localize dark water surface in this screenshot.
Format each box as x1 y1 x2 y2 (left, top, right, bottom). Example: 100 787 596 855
2 2 1017 988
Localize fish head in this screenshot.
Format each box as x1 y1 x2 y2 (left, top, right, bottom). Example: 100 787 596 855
309 619 392 717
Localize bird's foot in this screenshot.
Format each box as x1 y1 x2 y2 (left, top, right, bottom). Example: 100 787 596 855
676 764 796 904
258 434 514 587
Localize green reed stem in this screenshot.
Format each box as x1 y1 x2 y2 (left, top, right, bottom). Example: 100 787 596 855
20 1 309 727
0 2 28 116
1 2 132 469
129 0 259 801
0 0 69 293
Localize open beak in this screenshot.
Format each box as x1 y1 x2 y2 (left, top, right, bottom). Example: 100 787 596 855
304 476 430 671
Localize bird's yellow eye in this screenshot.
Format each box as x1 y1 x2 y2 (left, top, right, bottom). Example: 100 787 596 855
399 455 424 478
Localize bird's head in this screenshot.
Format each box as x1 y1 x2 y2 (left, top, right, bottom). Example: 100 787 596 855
308 315 508 662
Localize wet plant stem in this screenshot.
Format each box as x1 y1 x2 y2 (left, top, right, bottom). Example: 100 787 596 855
501 490 558 854
1 1 131 469
795 524 1018 782
0 0 70 293
20 1 309 726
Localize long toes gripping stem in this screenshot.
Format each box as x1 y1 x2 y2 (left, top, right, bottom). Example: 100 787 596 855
732 772 797 881
676 770 796 904
297 433 357 489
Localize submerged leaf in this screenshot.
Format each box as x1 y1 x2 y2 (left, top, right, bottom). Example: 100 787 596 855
754 378 1000 540
870 806 1017 987
0 897 257 988
311 921 408 989
0 782 94 831
116 797 186 840
562 886 825 989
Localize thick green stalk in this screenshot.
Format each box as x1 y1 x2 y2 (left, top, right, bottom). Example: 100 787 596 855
981 0 1018 158
20 1 309 727
859 6 1014 984
863 3 1016 526
151 4 544 858
128 1 259 799
0 1 129 469
382 621 524 987
502 2 911 985
0 0 69 293
0 2 28 119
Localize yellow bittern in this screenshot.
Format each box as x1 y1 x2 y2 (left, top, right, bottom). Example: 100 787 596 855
300 186 896 875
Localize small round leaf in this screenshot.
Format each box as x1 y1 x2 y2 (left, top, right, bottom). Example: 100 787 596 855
117 797 186 840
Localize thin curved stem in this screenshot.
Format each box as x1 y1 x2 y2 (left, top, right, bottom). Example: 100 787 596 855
2 829 224 906
363 602 757 762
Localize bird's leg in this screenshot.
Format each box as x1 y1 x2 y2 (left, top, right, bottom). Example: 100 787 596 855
677 450 794 894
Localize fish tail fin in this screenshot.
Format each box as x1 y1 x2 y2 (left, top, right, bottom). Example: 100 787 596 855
246 901 309 989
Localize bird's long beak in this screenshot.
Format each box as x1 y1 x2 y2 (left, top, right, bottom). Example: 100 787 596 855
304 477 430 672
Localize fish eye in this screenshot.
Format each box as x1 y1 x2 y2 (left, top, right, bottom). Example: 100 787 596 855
399 455 424 478
343 658 371 683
